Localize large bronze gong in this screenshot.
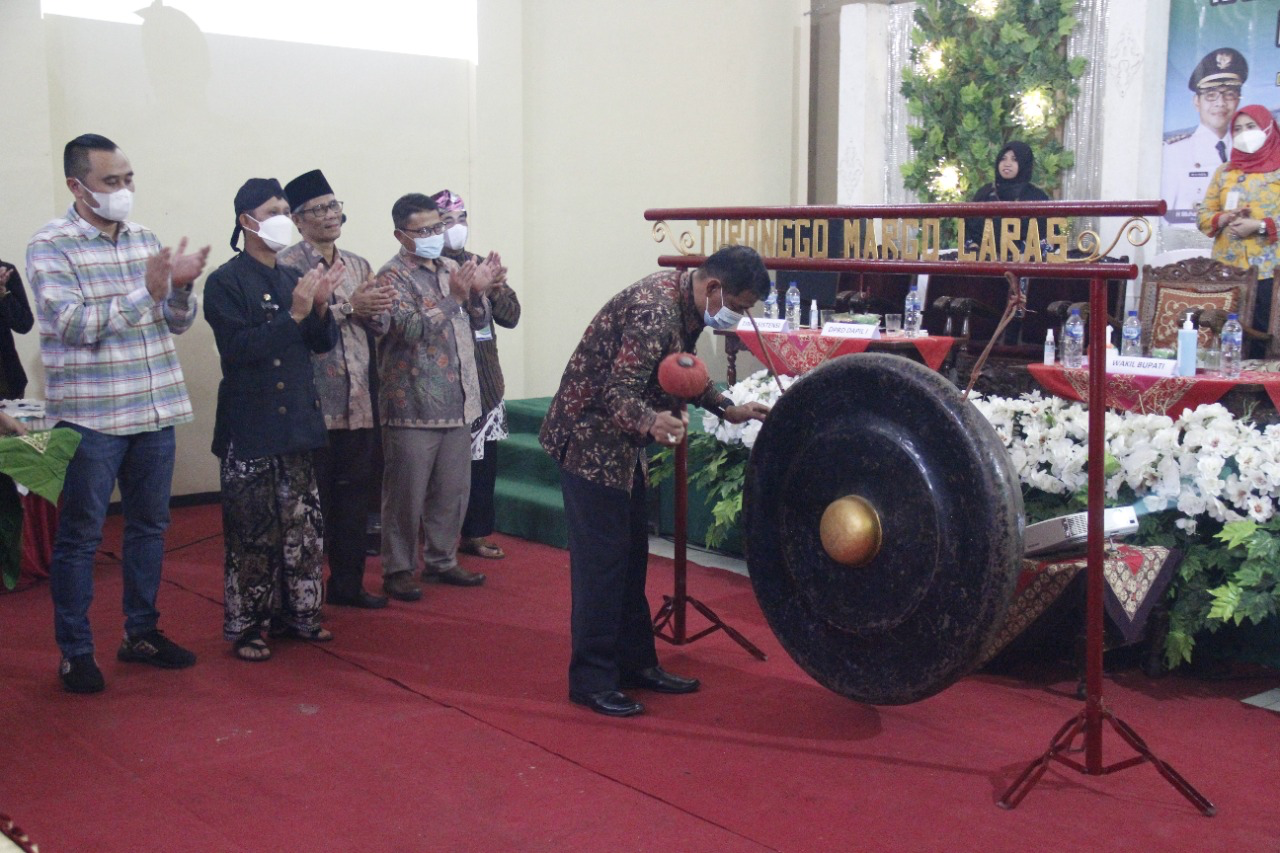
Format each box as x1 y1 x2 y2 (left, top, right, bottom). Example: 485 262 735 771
744 354 1024 705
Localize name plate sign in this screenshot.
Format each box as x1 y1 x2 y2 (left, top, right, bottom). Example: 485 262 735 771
1105 352 1177 377
823 322 880 339
740 317 789 333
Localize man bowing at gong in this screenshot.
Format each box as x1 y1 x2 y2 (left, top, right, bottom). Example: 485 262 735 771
540 245 771 717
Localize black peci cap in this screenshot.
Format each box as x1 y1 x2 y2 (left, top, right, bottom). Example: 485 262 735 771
284 169 333 211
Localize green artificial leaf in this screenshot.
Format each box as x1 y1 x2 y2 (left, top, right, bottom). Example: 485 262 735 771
960 81 983 105
1234 562 1269 589
1246 533 1280 563
1237 590 1277 625
1206 584 1242 623
1068 56 1088 77
1000 22 1028 43
961 113 980 132
1218 519 1258 550
1058 15 1077 37
1165 630 1195 669
1102 452 1120 477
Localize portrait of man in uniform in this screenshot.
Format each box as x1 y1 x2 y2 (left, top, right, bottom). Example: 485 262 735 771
1161 47 1248 228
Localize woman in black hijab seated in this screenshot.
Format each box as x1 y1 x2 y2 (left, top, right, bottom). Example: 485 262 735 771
964 141 1050 251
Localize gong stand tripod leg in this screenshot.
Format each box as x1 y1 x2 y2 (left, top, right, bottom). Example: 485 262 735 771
685 595 768 660
652 406 766 661
999 277 1214 816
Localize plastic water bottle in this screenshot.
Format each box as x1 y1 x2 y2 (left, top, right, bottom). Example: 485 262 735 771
1063 308 1084 368
1121 310 1142 356
1221 312 1243 378
764 282 779 319
1043 328 1056 366
785 280 801 328
904 286 923 337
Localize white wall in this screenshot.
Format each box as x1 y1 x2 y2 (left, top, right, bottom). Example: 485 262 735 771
520 0 810 396
2 0 809 495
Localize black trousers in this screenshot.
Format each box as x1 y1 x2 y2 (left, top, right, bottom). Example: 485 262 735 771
560 463 659 695
313 428 376 599
1250 277 1274 360
461 439 498 539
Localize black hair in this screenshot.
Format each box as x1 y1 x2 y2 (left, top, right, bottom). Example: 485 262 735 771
701 245 770 300
63 134 119 180
391 193 439 230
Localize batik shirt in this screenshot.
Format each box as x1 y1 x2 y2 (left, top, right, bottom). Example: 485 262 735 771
26 205 196 435
539 269 730 493
1198 165 1280 279
278 241 386 430
375 250 489 429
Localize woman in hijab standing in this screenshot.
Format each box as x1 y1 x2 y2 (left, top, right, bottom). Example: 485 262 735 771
964 141 1050 251
1198 104 1280 357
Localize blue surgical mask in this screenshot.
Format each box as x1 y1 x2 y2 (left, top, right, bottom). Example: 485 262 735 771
703 289 743 330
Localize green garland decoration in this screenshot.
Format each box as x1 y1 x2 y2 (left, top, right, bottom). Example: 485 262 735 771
899 0 1087 222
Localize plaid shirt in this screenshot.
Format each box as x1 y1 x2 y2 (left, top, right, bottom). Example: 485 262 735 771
26 205 196 435
277 241 385 430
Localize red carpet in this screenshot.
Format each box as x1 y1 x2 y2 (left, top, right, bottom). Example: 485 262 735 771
2 503 1278 852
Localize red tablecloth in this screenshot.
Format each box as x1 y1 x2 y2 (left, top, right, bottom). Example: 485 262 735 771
1027 363 1280 418
735 330 956 375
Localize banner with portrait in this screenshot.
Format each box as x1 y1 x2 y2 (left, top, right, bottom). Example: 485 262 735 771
1161 1 1280 246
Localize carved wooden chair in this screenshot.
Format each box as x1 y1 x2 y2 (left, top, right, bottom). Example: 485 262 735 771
1138 257 1272 357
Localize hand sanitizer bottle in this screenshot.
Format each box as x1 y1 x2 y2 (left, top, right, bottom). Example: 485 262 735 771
1176 312 1198 377
1043 328 1056 366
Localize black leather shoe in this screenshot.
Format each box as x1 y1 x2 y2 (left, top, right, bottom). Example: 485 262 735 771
620 666 701 694
570 690 644 717
328 589 389 609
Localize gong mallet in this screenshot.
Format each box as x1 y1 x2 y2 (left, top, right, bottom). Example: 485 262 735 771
652 352 766 661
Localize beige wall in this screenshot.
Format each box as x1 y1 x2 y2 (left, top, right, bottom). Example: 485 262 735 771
1 0 809 495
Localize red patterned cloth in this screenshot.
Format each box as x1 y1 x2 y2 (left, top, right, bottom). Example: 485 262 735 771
1028 363 1280 417
20 491 56 582
735 330 956 375
978 544 1177 664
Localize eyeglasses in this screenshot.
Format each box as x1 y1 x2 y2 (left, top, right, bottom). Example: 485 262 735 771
1199 89 1241 104
401 222 446 237
299 200 344 218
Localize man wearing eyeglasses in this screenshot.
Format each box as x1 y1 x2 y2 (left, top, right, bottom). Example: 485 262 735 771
1162 47 1249 228
373 193 505 603
279 169 395 610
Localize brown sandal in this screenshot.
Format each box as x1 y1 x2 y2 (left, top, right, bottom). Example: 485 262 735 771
459 537 505 559
234 632 272 662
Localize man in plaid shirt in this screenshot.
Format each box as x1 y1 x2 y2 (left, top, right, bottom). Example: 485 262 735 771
26 134 210 694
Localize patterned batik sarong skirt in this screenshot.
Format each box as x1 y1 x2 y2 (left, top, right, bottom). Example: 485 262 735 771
220 443 325 641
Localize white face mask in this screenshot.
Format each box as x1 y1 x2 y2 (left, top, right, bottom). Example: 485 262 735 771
1234 127 1268 155
411 233 445 259
703 288 743 330
250 214 294 252
77 180 133 222
444 223 468 252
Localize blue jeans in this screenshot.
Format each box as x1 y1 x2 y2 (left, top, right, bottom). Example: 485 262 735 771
50 424 176 658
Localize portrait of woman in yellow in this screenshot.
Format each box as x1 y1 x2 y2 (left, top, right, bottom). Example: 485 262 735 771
1198 104 1280 357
